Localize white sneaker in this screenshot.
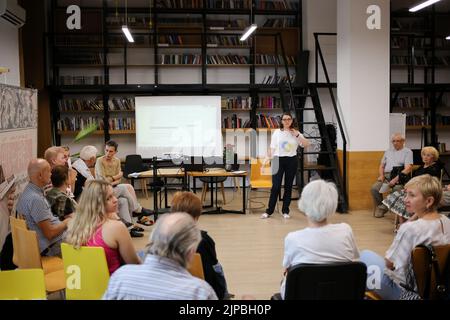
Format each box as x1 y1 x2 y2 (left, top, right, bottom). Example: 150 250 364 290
283 214 290 219
260 213 270 219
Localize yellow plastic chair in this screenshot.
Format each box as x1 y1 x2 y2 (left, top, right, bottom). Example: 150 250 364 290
9 216 27 266
14 226 66 293
187 253 204 280
248 158 278 213
0 269 47 300
61 243 110 300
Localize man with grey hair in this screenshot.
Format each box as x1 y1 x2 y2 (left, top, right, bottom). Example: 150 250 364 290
16 159 71 256
103 212 218 300
371 133 413 218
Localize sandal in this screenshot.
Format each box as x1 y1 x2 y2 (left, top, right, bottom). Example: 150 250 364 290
137 216 154 226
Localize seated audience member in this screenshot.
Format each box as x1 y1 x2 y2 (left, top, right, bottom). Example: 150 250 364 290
72 145 98 200
16 159 71 257
65 180 141 274
44 146 77 195
361 175 450 300
280 179 359 299
95 140 153 219
103 212 218 300
371 133 413 218
75 145 148 237
171 191 230 300
383 146 441 226
46 165 77 220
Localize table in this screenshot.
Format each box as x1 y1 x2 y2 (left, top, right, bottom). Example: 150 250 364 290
188 169 248 214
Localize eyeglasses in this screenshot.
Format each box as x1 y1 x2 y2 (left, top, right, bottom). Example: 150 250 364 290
282 118 292 121
392 140 403 143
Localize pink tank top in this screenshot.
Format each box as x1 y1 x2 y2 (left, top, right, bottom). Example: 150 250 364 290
87 225 122 274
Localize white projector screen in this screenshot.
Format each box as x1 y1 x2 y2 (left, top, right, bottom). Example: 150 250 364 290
135 96 223 158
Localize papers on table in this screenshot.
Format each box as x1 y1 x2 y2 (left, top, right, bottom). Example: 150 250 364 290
231 170 246 174
128 172 141 178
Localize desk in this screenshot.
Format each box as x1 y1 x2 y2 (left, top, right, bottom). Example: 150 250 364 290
188 169 247 214
129 168 185 212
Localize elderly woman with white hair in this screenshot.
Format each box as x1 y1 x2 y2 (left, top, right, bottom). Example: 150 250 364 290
279 179 359 299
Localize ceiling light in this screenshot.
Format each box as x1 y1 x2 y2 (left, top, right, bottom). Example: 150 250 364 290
446 36 450 40
240 24 257 41
409 0 441 12
122 25 134 42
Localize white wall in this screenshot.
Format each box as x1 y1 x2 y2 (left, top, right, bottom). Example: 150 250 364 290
0 17 20 86
337 0 390 151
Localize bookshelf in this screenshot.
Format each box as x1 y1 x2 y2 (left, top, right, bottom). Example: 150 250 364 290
390 8 450 150
47 0 301 156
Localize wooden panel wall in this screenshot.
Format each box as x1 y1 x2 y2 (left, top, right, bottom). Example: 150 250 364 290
20 0 52 157
338 150 384 210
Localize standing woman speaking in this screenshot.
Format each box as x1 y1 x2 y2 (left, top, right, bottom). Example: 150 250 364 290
261 112 310 219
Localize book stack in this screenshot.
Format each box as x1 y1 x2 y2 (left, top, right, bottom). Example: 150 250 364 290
58 99 104 112
221 96 252 110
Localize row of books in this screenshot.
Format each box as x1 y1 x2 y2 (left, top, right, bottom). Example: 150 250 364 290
159 35 186 45
207 54 249 65
207 36 250 47
208 0 251 9
108 118 136 131
406 115 450 126
57 117 104 132
105 16 151 28
255 54 296 65
263 18 296 28
58 99 104 112
223 115 251 129
59 76 104 85
56 51 106 65
261 74 296 85
258 96 281 109
156 0 203 9
158 54 202 64
109 98 135 111
221 96 252 110
256 0 299 10
392 19 426 32
392 36 450 50
392 55 450 66
256 114 282 128
395 97 429 109
207 19 247 29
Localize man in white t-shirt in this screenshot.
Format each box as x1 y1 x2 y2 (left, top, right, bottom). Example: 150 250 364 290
371 133 413 218
279 180 359 299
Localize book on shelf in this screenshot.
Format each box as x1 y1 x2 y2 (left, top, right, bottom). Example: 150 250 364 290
221 96 252 110
262 18 296 28
261 74 296 85
108 98 135 111
58 116 104 132
59 76 103 86
58 99 104 112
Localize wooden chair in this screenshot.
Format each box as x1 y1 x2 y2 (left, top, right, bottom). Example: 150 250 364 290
201 177 226 205
14 225 65 293
0 269 47 300
61 243 110 300
187 253 204 280
411 244 450 300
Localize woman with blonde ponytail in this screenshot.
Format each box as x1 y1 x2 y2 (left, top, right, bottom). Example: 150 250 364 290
65 180 141 274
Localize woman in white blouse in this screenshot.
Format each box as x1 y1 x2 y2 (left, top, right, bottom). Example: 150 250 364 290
261 112 310 219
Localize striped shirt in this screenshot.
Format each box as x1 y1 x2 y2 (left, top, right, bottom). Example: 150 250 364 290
16 182 66 254
385 216 450 290
103 255 218 300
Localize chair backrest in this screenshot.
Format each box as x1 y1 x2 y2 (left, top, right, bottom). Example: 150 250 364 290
187 253 205 280
9 216 27 266
14 226 43 270
249 158 272 188
411 244 450 300
0 269 47 300
124 154 145 176
284 262 367 300
61 243 110 300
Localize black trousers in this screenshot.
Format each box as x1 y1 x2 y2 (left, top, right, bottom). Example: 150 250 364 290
266 156 298 215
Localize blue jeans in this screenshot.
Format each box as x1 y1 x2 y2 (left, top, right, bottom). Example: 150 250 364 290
360 250 402 300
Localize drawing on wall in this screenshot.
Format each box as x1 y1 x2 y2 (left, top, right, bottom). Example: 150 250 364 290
0 84 38 252
0 84 38 132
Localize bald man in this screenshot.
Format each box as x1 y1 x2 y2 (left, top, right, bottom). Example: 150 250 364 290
16 159 71 257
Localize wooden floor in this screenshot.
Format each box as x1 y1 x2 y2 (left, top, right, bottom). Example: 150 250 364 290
132 189 397 300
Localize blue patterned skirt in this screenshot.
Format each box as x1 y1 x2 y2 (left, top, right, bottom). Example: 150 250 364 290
382 189 412 219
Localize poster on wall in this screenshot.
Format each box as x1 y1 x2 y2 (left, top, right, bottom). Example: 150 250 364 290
0 84 38 251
